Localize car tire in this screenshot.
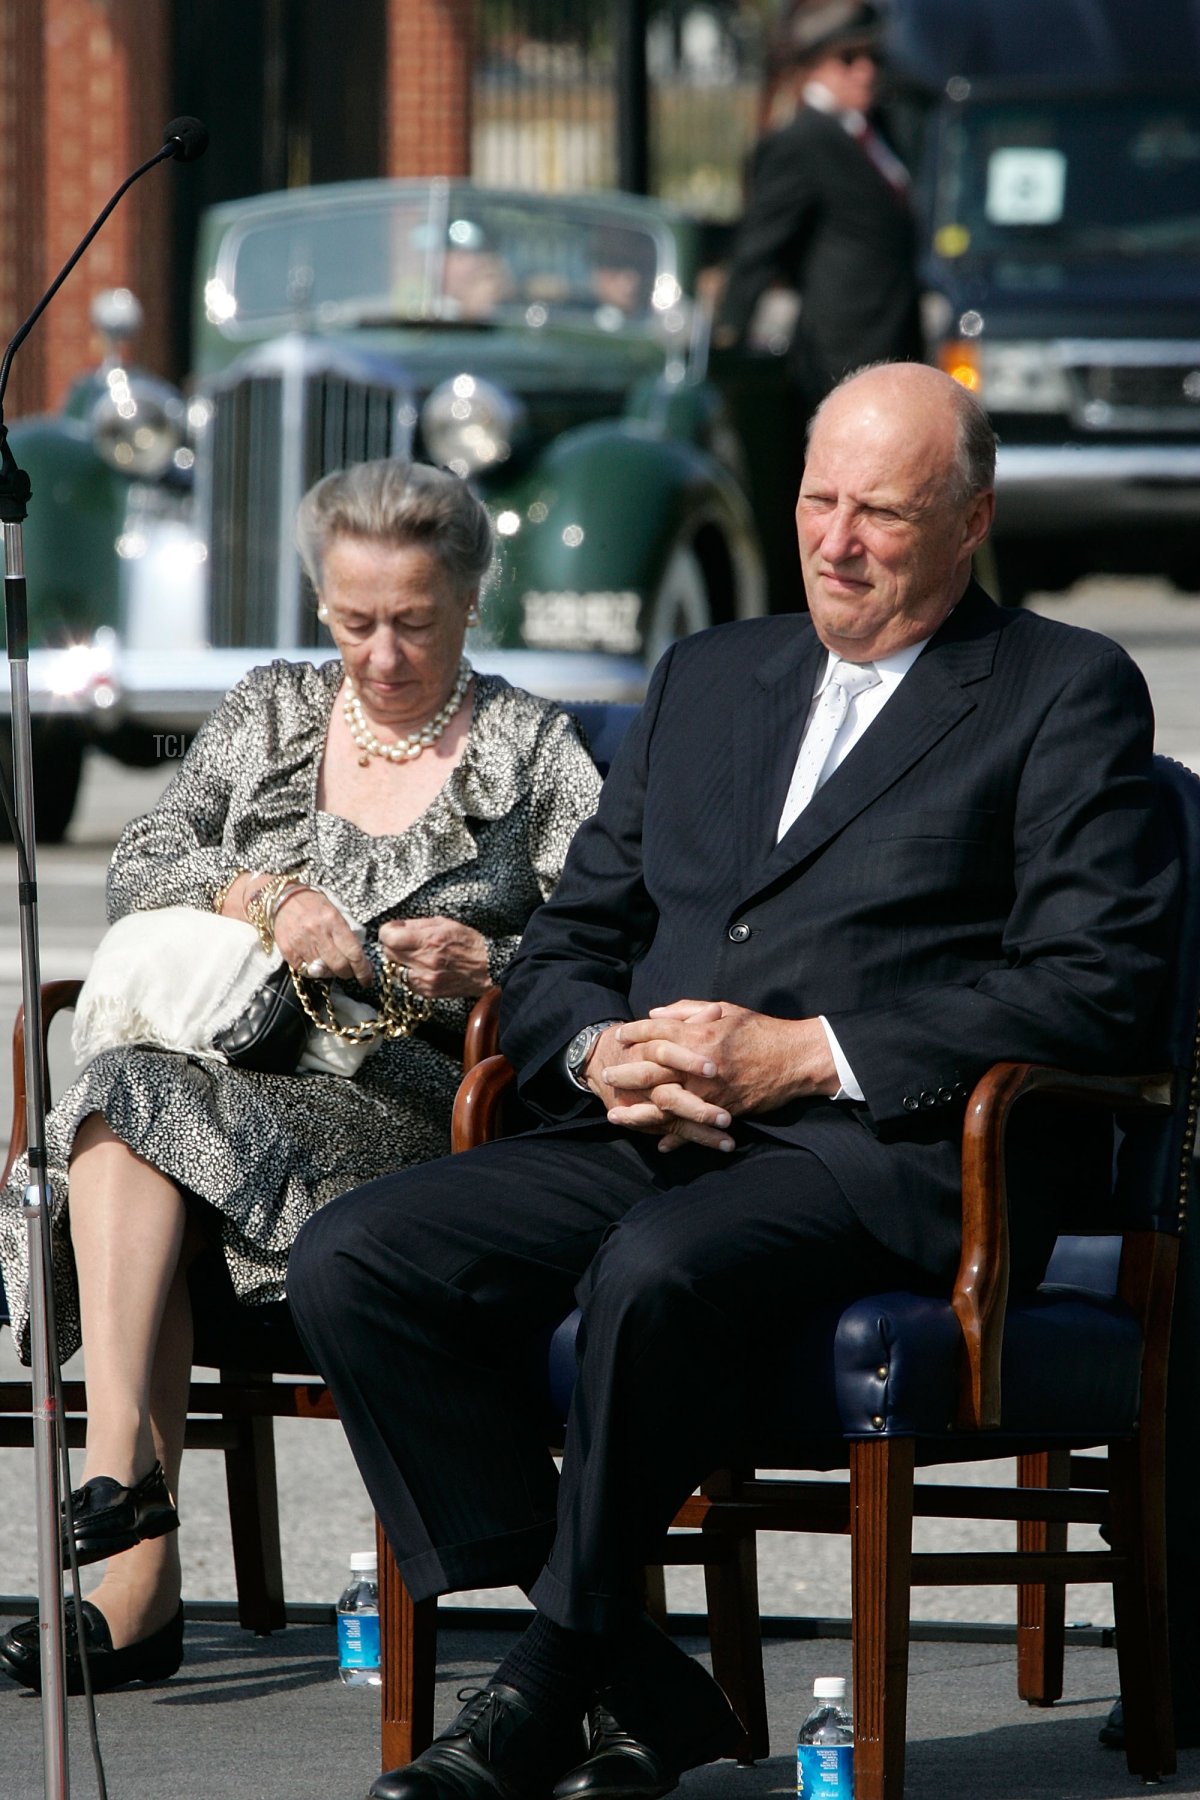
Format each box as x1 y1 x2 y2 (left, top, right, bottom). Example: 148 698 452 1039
0 719 85 844
643 542 713 668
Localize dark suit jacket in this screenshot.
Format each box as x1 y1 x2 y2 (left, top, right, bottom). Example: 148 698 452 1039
718 104 923 394
499 586 1179 1285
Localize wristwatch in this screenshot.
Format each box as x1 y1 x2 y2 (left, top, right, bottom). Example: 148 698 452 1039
565 1020 623 1091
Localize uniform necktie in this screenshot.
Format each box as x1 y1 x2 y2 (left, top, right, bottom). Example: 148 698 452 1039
777 658 881 839
852 121 910 199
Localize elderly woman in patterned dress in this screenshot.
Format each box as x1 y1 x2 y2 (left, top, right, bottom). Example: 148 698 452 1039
0 459 602 1694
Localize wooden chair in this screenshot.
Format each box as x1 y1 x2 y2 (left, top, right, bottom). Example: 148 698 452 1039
0 978 504 1640
380 754 1200 1796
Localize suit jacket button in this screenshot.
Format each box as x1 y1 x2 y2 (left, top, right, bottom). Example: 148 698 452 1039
728 923 751 942
937 1086 954 1104
902 1095 919 1111
919 1090 936 1108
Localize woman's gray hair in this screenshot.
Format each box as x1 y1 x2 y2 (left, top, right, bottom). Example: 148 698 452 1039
296 459 495 594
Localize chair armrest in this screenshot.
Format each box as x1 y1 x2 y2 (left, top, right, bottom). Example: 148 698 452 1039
4 980 84 1185
954 1060 1173 1431
451 1053 516 1153
462 985 502 1073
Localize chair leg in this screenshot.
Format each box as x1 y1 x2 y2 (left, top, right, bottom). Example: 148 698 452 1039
699 1470 769 1764
1016 1448 1069 1705
378 1515 437 1771
220 1375 287 1635
1109 1434 1175 1780
850 1437 914 1800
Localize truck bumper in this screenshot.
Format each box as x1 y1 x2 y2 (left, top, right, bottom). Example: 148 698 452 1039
994 443 1200 535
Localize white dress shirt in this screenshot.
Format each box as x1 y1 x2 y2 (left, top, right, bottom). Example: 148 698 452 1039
781 639 932 1100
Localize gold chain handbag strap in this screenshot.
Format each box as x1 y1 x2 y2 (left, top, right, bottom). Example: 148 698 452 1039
287 957 433 1044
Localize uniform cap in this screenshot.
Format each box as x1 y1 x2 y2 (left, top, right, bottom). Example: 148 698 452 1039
786 2 883 64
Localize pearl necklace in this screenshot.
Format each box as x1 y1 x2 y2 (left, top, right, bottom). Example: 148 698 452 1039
344 658 472 766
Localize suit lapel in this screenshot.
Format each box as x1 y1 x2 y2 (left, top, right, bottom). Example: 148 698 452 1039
730 625 825 874
743 584 1003 892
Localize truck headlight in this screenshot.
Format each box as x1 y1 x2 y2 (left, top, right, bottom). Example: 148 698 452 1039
421 374 526 477
90 369 187 477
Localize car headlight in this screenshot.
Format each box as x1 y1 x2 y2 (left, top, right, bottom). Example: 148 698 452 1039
421 374 526 477
90 368 187 477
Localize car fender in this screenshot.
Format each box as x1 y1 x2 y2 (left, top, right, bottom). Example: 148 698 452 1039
2 417 127 643
483 418 765 656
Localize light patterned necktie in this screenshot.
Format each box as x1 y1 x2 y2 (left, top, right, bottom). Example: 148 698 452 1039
777 659 881 840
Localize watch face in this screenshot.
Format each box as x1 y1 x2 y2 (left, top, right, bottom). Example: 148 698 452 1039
567 1027 595 1070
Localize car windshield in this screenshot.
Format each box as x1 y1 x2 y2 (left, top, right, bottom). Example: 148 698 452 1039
205 187 675 335
932 94 1200 268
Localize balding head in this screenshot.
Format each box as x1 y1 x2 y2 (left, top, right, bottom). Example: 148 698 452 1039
795 363 996 661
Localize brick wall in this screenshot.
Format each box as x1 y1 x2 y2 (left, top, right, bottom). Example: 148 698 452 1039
0 0 170 418
384 0 473 178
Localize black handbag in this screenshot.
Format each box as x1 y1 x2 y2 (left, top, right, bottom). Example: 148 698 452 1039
211 961 311 1074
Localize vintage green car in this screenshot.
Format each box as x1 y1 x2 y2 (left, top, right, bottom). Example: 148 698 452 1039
4 181 799 838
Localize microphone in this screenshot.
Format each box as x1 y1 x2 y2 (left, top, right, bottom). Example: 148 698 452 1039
0 118 209 418
163 115 209 163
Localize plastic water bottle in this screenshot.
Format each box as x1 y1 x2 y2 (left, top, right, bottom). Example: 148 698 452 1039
337 1550 381 1687
797 1675 854 1797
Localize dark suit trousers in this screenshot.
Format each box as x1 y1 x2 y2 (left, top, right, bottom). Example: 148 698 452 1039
288 1120 929 1633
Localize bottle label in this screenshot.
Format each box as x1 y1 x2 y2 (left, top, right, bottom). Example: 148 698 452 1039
338 1611 381 1671
797 1741 854 1798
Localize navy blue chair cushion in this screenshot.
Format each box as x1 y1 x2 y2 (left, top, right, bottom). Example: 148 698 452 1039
563 702 640 777
546 1280 1144 1456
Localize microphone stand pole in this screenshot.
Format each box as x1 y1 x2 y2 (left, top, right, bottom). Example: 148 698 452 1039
0 117 208 1800
1 437 68 1800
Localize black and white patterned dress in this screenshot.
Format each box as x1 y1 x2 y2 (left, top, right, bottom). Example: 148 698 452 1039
0 660 602 1361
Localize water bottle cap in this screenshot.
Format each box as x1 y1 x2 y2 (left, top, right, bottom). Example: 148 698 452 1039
813 1676 846 1700
349 1551 378 1573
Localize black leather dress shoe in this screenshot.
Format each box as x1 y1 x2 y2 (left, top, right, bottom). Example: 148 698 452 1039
552 1621 743 1800
552 1702 680 1800
368 1681 588 1800
1099 1698 1200 1751
0 1601 184 1695
62 1462 180 1568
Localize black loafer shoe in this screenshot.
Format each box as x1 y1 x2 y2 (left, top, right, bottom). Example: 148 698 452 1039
63 1462 180 1568
0 1601 184 1695
552 1702 680 1800
1099 1697 1200 1751
368 1681 587 1800
552 1620 743 1800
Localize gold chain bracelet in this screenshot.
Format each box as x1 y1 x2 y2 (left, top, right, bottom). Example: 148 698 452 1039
212 869 248 917
245 871 304 954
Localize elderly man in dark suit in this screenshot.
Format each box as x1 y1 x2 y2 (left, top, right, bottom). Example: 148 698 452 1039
289 363 1179 1800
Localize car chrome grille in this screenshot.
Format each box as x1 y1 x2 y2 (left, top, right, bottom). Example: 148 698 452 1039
200 352 414 649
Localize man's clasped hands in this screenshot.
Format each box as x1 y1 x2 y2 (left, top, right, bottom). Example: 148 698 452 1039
585 1002 841 1152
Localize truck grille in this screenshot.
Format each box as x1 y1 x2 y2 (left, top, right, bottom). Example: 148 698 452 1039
199 341 415 648
1073 352 1200 432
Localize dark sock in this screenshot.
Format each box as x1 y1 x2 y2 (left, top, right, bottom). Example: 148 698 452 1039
492 1611 608 1721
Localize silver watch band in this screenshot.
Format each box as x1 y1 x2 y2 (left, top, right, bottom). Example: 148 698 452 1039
565 1019 623 1092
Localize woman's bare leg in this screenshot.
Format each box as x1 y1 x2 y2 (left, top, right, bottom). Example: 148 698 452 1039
67 1114 192 1646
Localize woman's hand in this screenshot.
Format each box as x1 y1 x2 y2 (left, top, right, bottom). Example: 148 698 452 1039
377 916 490 998
268 886 373 986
